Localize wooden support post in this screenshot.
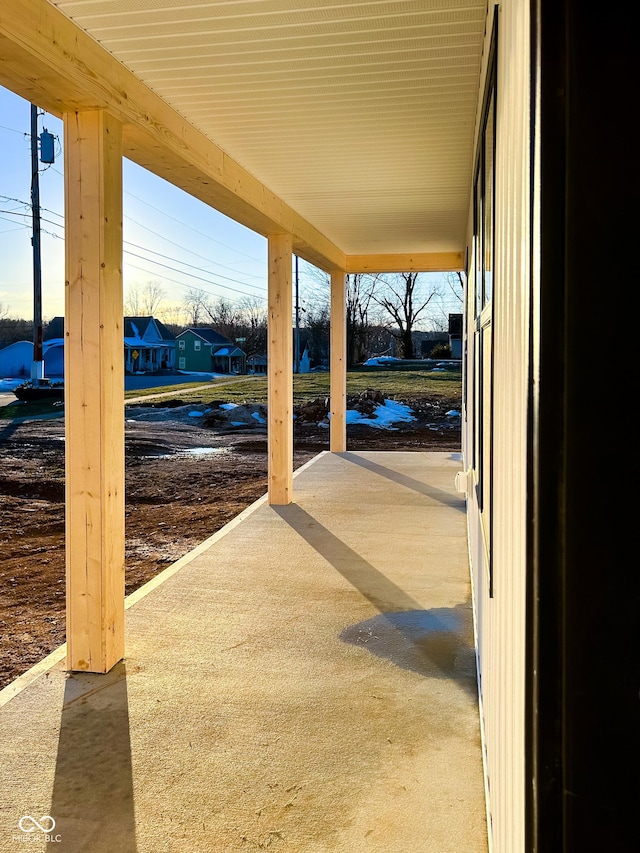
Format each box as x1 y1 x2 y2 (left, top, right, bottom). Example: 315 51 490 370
267 234 293 505
330 271 347 452
64 109 125 673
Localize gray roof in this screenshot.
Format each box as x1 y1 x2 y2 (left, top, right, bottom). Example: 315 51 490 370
124 317 175 341
179 327 232 346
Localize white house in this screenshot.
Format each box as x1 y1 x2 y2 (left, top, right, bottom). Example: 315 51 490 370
0 339 65 379
0 340 32 378
123 316 176 373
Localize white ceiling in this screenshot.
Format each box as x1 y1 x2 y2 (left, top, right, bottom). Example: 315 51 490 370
51 0 487 257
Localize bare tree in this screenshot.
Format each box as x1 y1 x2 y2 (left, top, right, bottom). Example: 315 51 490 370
303 300 330 366
445 271 465 304
157 302 187 333
373 272 437 358
346 273 380 365
0 303 14 347
182 287 209 326
0 314 33 348
201 297 242 341
141 280 166 315
236 297 267 356
125 280 166 316
426 271 465 331
297 262 381 366
180 289 268 353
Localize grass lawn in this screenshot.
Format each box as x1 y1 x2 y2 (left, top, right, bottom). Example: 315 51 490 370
0 365 461 419
0 399 65 420
124 365 462 406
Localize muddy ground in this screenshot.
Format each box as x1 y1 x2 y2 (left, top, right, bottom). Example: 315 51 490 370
0 392 461 689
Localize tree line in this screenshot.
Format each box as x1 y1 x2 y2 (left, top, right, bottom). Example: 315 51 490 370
0 271 463 366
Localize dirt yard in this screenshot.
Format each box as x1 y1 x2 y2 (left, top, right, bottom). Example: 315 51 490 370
0 391 461 689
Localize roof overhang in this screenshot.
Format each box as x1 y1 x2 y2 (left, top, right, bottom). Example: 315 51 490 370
0 0 485 273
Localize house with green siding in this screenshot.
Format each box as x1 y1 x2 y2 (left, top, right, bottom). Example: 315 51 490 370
176 328 246 375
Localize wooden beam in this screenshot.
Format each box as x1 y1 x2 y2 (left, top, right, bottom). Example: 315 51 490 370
0 0 346 274
267 234 293 505
330 272 347 453
346 252 464 273
64 109 125 673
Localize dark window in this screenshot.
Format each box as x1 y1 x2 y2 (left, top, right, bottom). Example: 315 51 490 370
473 7 498 595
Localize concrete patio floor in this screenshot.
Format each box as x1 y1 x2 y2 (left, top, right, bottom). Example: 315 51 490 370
0 450 488 853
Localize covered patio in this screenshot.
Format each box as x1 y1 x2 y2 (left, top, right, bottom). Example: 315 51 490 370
1 1 491 849
1 1 634 849
0 451 487 851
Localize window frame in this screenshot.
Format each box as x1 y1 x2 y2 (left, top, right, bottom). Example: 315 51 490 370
472 6 498 596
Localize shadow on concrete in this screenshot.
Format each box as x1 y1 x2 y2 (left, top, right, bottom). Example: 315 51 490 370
339 451 466 511
48 662 137 852
275 503 422 612
275 504 477 695
340 607 477 694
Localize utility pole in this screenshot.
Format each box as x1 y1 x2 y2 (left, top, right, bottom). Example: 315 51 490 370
30 103 44 384
294 254 300 374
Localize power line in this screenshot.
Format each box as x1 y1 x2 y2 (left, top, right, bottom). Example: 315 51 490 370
124 239 266 291
1 193 267 290
3 124 267 270
125 261 265 306
0 211 62 241
0 211 266 305
17 197 266 283
124 251 266 302
123 188 265 263
0 199 267 300
49 165 266 265
123 216 266 285
0 123 29 136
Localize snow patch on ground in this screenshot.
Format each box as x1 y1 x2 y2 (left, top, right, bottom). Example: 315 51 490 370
341 399 416 430
0 378 28 391
362 356 401 366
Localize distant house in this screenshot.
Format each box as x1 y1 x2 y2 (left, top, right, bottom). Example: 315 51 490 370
124 317 176 374
0 341 33 378
246 344 312 375
43 339 65 376
175 328 246 375
417 331 449 358
0 339 65 379
448 314 463 359
247 354 267 375
45 317 65 339
42 315 177 376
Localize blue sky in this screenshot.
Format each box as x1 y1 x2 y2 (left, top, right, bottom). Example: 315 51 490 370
1 84 460 328
0 84 272 322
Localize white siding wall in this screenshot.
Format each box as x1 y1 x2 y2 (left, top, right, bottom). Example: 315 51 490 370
464 2 531 852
